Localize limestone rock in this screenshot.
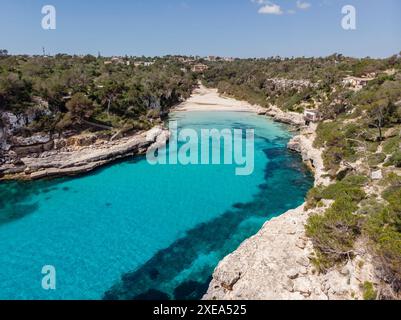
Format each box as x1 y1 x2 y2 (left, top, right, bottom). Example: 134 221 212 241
266 106 305 126
0 127 170 181
371 169 383 180
287 269 299 280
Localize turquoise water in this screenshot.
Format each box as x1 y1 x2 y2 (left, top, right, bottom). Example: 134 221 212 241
0 111 313 300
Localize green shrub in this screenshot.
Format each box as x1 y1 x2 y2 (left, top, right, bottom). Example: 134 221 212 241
364 186 401 288
368 153 387 167
383 137 400 155
380 172 401 188
306 176 367 210
362 282 377 300
306 196 361 269
387 151 401 167
305 186 326 209
367 141 379 153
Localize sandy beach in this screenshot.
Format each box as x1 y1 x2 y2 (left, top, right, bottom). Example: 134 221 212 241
173 85 264 113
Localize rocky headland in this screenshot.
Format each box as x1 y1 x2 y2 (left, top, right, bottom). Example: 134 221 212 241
0 118 169 180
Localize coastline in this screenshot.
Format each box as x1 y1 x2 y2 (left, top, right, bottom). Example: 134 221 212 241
203 93 376 300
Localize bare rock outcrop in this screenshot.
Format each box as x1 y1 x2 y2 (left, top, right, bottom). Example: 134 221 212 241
265 105 305 127
264 78 319 92
0 126 169 180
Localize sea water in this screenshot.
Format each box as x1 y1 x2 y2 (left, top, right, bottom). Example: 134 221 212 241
0 111 313 300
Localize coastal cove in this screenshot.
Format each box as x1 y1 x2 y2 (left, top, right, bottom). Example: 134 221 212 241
0 91 313 300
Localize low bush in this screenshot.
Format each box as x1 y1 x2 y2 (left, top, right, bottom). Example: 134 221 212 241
364 186 401 292
306 175 367 209
368 152 387 167
306 196 362 270
362 281 377 300
387 151 401 167
383 136 400 155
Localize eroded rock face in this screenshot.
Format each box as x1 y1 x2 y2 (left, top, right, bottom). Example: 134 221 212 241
66 134 97 148
1 112 27 135
264 78 319 92
287 136 302 153
1 103 53 153
0 123 8 151
11 133 51 146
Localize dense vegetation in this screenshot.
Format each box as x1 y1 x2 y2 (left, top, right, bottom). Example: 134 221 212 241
203 54 401 299
0 52 196 135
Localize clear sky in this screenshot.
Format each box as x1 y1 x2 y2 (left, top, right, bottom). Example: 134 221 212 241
0 0 400 58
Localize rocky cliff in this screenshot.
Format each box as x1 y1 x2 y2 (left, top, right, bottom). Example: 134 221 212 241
203 123 376 300
0 124 169 180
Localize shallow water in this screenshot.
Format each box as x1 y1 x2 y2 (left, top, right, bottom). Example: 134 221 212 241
0 111 313 300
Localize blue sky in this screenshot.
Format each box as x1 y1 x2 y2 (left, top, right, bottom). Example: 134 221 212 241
0 0 400 58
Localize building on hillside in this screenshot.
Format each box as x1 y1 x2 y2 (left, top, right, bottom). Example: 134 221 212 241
134 61 154 67
191 64 209 73
342 75 375 91
304 109 322 125
111 57 125 64
206 56 218 62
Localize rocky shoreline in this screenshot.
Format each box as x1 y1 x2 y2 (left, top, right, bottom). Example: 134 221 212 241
0 126 169 181
203 106 375 300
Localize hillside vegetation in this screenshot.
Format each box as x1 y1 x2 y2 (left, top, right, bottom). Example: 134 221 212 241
0 53 196 135
203 54 401 299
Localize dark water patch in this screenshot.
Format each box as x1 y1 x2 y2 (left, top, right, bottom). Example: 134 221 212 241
0 203 39 225
173 278 212 300
148 268 160 280
233 203 246 209
132 289 171 300
263 147 285 160
258 183 269 190
0 180 64 226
